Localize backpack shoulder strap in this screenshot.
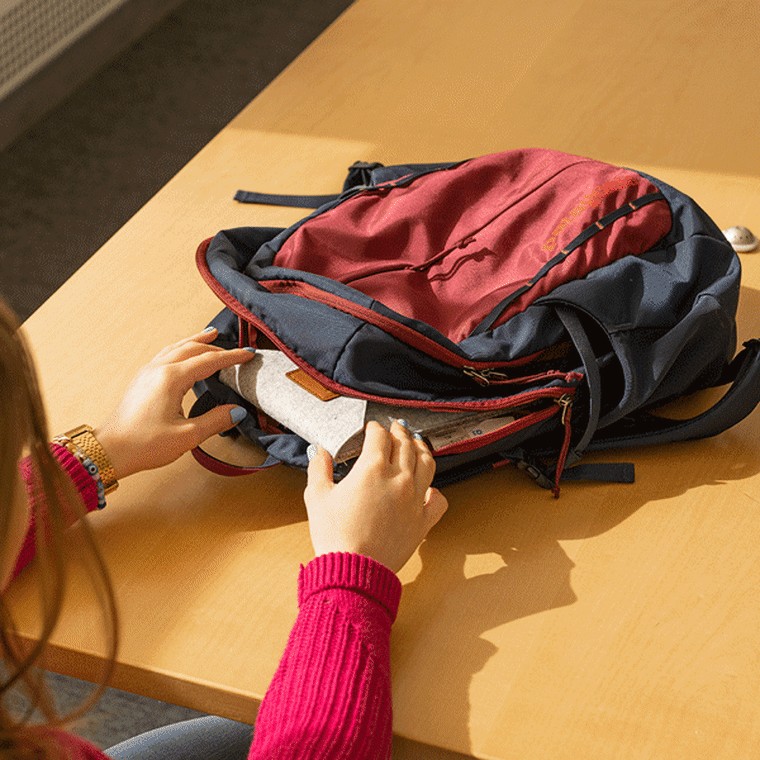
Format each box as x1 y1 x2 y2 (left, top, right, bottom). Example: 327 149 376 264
588 338 760 450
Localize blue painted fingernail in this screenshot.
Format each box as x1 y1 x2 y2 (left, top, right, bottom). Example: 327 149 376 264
242 346 256 353
306 444 317 461
413 432 424 441
396 418 410 429
202 326 216 333
230 406 247 424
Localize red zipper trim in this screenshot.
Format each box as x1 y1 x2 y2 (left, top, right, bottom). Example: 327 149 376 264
432 404 561 456
256 278 489 370
259 278 574 377
197 239 565 373
465 368 577 387
196 239 577 412
199 239 560 371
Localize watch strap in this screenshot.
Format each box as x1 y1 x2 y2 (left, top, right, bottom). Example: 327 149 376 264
54 424 118 494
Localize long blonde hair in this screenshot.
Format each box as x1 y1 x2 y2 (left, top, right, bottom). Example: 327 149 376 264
0 299 118 757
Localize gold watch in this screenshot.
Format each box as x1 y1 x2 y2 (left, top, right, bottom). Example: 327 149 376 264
55 424 119 494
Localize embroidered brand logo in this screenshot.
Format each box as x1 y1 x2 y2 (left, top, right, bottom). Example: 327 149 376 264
542 175 640 253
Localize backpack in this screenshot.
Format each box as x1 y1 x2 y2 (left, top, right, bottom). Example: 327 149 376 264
191 148 760 496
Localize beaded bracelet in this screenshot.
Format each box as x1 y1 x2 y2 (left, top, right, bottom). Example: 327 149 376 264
52 440 107 509
74 449 108 509
52 426 117 509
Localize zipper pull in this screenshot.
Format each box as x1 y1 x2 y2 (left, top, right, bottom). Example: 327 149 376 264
556 394 573 425
463 366 511 386
463 367 490 386
553 394 574 498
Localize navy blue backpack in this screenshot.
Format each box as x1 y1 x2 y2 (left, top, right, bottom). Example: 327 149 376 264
191 148 760 495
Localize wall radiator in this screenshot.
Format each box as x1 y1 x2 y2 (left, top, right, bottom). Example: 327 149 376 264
0 0 182 149
0 0 132 101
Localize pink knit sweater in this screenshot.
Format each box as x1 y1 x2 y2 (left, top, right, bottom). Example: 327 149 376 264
15 447 400 759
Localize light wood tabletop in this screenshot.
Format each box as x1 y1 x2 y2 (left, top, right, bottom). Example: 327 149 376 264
8 1 760 758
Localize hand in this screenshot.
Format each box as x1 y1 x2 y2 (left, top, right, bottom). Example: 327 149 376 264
94 327 255 480
304 420 449 573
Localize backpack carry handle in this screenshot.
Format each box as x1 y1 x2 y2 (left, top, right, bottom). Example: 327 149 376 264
190 443 282 476
188 392 282 476
234 190 340 208
588 338 760 450
233 161 384 209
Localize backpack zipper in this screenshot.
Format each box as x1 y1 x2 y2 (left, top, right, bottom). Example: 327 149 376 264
255 277 581 386
460 366 568 386
556 393 573 425
197 239 583 411
423 392 575 497
553 393 574 497
462 367 509 386
198 240 578 413
432 403 560 456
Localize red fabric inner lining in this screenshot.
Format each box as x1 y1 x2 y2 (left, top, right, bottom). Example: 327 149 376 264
274 149 672 343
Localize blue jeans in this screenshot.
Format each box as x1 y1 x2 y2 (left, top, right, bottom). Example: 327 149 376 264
105 716 253 760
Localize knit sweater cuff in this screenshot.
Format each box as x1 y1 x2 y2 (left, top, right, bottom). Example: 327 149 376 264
19 444 99 514
298 553 402 622
50 443 100 513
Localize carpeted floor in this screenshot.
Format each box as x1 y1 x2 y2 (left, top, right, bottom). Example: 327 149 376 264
0 0 353 323
0 0 352 749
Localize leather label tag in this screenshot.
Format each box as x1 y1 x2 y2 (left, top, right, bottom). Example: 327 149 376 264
286 369 340 401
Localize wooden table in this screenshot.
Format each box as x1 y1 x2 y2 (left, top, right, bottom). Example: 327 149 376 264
8 2 760 757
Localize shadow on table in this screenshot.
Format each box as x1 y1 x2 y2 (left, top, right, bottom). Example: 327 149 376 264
393 416 760 755
391 285 760 756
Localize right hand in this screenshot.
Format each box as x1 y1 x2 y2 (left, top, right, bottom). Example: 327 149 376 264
304 420 449 573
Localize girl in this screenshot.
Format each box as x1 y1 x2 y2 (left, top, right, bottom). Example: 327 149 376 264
0 299 447 759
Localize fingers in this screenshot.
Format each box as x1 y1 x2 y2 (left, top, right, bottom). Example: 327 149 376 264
168 345 256 386
176 326 221 348
359 421 393 467
154 326 221 360
154 327 257 369
182 403 248 447
364 419 436 492
306 446 335 498
413 432 436 485
390 419 416 473
161 340 226 364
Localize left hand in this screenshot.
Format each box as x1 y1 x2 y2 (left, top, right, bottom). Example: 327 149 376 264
94 327 255 480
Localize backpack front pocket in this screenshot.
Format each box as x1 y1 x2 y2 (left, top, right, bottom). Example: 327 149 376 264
270 150 671 342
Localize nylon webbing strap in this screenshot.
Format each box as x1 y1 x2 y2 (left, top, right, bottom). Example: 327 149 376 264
588 338 760 449
560 462 635 483
555 305 602 461
234 190 340 208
